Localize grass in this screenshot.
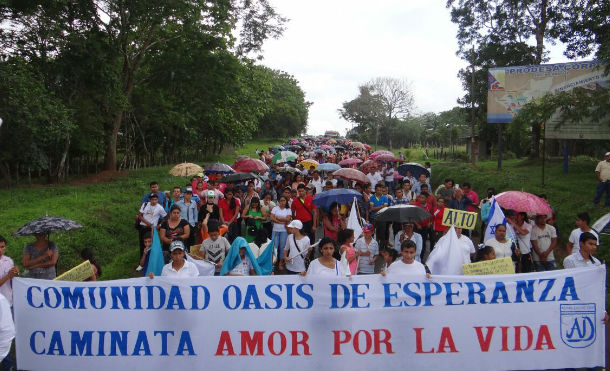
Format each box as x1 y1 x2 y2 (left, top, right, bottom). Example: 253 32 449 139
0 139 607 287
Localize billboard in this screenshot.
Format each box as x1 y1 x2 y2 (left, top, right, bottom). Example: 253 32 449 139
487 60 610 139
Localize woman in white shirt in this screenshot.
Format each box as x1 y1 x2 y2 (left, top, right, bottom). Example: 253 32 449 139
284 220 311 275
150 240 199 278
270 196 292 270
484 224 518 260
306 237 347 276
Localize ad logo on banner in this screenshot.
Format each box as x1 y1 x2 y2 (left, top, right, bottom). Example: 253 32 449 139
560 303 596 348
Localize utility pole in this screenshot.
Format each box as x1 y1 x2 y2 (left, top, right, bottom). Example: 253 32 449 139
470 48 477 166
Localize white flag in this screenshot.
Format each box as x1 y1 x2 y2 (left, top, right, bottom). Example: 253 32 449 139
483 197 517 244
347 196 363 240
425 226 464 275
186 254 215 276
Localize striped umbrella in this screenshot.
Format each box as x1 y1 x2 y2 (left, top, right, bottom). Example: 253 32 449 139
271 151 298 164
169 162 203 177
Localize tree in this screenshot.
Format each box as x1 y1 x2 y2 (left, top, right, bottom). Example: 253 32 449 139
1 0 286 170
446 0 570 157
340 77 414 148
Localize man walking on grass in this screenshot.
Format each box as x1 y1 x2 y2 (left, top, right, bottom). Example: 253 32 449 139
593 151 610 206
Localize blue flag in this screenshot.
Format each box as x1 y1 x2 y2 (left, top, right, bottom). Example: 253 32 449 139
145 228 165 276
220 237 263 276
256 235 277 276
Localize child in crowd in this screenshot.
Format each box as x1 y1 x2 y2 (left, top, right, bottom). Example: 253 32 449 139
80 248 102 281
338 229 357 276
475 245 496 262
383 240 430 278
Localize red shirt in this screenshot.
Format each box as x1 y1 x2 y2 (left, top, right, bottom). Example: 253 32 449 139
433 206 449 232
464 190 479 213
291 195 315 223
218 198 241 222
411 200 433 228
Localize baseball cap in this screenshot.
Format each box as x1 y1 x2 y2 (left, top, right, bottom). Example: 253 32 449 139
206 190 215 198
362 223 374 233
287 220 303 229
605 152 610 156
148 193 158 199
169 240 185 252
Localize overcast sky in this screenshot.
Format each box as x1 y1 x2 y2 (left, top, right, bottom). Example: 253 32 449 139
259 1 573 136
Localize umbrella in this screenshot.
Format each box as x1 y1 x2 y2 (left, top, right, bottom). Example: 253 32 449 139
333 168 370 184
375 154 401 162
14 216 83 236
277 167 302 175
370 150 393 159
333 145 345 150
320 144 332 149
351 142 365 150
300 159 319 169
328 139 337 144
290 139 299 144
314 149 325 154
363 144 372 150
495 191 553 215
233 158 269 173
284 145 301 151
222 172 260 183
592 212 610 235
169 162 203 177
204 162 234 174
313 189 362 210
317 163 341 172
373 205 432 223
271 151 298 165
397 163 430 178
271 145 285 152
338 158 363 166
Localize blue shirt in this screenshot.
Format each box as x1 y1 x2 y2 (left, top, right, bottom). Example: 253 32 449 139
176 200 198 226
369 194 389 217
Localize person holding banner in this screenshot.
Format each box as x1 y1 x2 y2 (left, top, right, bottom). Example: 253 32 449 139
393 222 423 262
383 240 430 278
305 237 347 276
484 224 520 262
563 232 602 269
149 240 198 278
284 220 311 275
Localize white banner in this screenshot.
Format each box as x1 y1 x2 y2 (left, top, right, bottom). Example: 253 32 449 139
14 267 607 371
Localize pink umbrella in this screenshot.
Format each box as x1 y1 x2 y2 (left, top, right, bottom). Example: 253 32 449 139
360 159 376 170
370 150 393 159
495 191 553 215
375 154 401 162
363 144 371 150
320 144 332 149
338 158 363 166
232 157 269 173
351 142 365 150
290 139 299 144
333 168 370 184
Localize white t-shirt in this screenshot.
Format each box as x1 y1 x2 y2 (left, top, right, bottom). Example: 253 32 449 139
385 260 426 276
307 259 347 276
0 294 14 360
515 222 533 254
229 256 254 276
394 232 423 262
485 238 513 259
530 224 557 261
383 167 394 182
355 238 379 274
568 228 600 253
271 206 292 232
139 203 167 227
309 178 324 194
161 260 199 277
367 172 382 189
285 235 311 273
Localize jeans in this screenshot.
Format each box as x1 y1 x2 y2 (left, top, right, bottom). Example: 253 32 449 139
593 180 610 205
272 231 288 260
534 260 556 271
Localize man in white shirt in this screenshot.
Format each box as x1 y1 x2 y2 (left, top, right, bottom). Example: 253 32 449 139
593 151 610 206
138 193 167 258
566 212 599 255
563 232 601 268
384 240 430 277
530 214 557 271
367 166 382 189
309 170 324 194
393 222 423 262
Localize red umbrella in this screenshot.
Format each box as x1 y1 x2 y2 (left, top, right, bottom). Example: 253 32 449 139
360 159 376 170
370 150 393 159
333 168 370 184
232 157 269 173
375 154 402 162
338 158 363 166
495 191 553 215
363 144 371 150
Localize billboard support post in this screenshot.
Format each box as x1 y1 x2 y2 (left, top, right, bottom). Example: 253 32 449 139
563 140 569 174
497 124 503 170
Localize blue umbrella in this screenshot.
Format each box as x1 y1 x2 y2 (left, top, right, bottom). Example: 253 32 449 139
317 163 341 172
313 189 362 211
397 162 430 178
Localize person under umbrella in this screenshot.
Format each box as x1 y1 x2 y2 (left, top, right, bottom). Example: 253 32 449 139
22 233 58 279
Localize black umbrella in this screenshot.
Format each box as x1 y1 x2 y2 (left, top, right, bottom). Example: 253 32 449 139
397 163 430 178
222 172 260 183
14 216 82 236
373 205 432 223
